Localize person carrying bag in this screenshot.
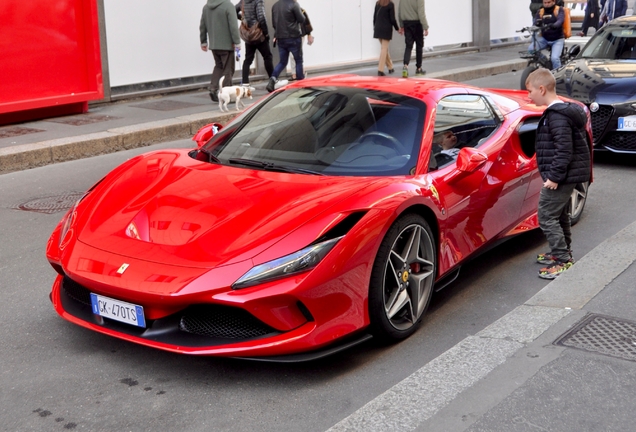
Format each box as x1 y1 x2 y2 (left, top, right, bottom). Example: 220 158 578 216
235 0 274 86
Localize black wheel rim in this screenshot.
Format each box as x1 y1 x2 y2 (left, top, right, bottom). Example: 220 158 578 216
382 223 435 330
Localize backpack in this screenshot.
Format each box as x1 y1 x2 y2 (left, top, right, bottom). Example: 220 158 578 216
540 5 571 39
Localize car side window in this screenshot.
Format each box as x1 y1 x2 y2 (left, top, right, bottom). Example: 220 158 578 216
431 94 500 169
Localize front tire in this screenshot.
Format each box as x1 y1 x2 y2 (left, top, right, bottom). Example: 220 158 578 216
369 214 437 342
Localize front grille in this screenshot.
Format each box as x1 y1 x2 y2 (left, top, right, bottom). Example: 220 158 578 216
179 305 277 339
62 276 92 306
59 276 281 345
603 132 636 152
590 105 614 142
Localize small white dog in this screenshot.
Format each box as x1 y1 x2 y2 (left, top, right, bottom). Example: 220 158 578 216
217 76 254 112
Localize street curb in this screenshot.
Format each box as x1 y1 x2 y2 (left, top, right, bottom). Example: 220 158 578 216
428 59 527 82
0 60 527 175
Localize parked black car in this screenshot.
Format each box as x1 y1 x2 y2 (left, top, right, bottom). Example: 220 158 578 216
554 16 636 153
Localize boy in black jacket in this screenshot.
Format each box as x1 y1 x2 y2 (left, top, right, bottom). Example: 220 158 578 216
526 68 591 279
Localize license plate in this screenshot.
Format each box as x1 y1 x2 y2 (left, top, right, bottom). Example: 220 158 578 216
90 293 146 328
618 116 636 131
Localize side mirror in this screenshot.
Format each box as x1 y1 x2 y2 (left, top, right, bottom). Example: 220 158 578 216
192 122 223 148
442 147 488 183
456 147 488 173
568 45 581 57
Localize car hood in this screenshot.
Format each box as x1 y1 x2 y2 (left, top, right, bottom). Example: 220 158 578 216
77 150 375 268
555 59 636 104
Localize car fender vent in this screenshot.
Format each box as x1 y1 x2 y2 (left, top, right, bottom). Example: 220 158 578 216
179 305 279 339
315 211 367 244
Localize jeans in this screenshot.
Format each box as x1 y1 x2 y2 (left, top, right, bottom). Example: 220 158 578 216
529 36 565 69
272 37 304 80
538 183 576 262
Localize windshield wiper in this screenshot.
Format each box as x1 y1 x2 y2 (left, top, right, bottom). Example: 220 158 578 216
198 148 221 163
228 158 324 175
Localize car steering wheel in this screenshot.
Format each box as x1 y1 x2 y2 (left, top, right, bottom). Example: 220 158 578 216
357 131 408 155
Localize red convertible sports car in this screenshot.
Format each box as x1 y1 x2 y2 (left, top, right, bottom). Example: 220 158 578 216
46 75 593 361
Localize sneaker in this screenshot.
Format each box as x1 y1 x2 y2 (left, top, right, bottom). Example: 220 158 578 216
241 83 250 87
536 251 574 265
266 77 277 93
274 79 289 89
402 66 409 78
209 91 219 103
415 68 426 76
538 260 573 280
536 252 558 265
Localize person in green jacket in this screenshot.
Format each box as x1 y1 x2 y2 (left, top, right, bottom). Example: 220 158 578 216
398 0 429 78
200 0 241 102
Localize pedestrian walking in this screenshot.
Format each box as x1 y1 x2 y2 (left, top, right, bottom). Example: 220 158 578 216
397 0 429 78
235 0 274 86
288 4 314 81
600 0 628 25
266 0 305 93
579 0 600 36
200 0 241 102
374 0 400 76
528 0 566 70
525 68 591 279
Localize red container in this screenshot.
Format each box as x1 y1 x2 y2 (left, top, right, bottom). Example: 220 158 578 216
0 0 103 123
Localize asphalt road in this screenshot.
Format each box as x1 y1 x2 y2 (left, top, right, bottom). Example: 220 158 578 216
2 75 636 431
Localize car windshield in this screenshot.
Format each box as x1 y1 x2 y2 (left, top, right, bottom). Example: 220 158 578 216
580 27 636 60
201 87 426 176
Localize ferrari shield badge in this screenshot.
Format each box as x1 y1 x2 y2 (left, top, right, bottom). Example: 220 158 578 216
117 263 130 275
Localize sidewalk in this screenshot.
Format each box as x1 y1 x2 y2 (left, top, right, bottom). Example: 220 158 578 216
0 44 527 175
330 220 636 432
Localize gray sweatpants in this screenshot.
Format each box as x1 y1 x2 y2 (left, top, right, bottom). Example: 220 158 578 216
538 183 576 262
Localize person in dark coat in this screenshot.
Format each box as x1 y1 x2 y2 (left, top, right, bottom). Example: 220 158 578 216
525 68 591 280
530 0 544 20
600 0 628 25
235 0 273 86
373 0 399 76
579 0 600 36
266 0 305 92
200 0 241 102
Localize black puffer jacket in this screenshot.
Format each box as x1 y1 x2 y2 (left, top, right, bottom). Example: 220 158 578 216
235 0 269 38
272 0 305 39
536 102 591 185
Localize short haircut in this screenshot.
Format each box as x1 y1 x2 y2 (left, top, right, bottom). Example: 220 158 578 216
526 68 556 92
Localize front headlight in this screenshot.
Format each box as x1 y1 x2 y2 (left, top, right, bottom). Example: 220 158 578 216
58 205 78 250
58 178 105 249
232 237 343 290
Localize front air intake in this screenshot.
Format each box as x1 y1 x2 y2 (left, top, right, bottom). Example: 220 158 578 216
179 305 279 339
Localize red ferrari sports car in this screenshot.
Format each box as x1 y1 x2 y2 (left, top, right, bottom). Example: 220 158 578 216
46 75 593 361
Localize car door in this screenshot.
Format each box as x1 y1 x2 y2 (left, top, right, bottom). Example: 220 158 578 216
428 94 530 270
